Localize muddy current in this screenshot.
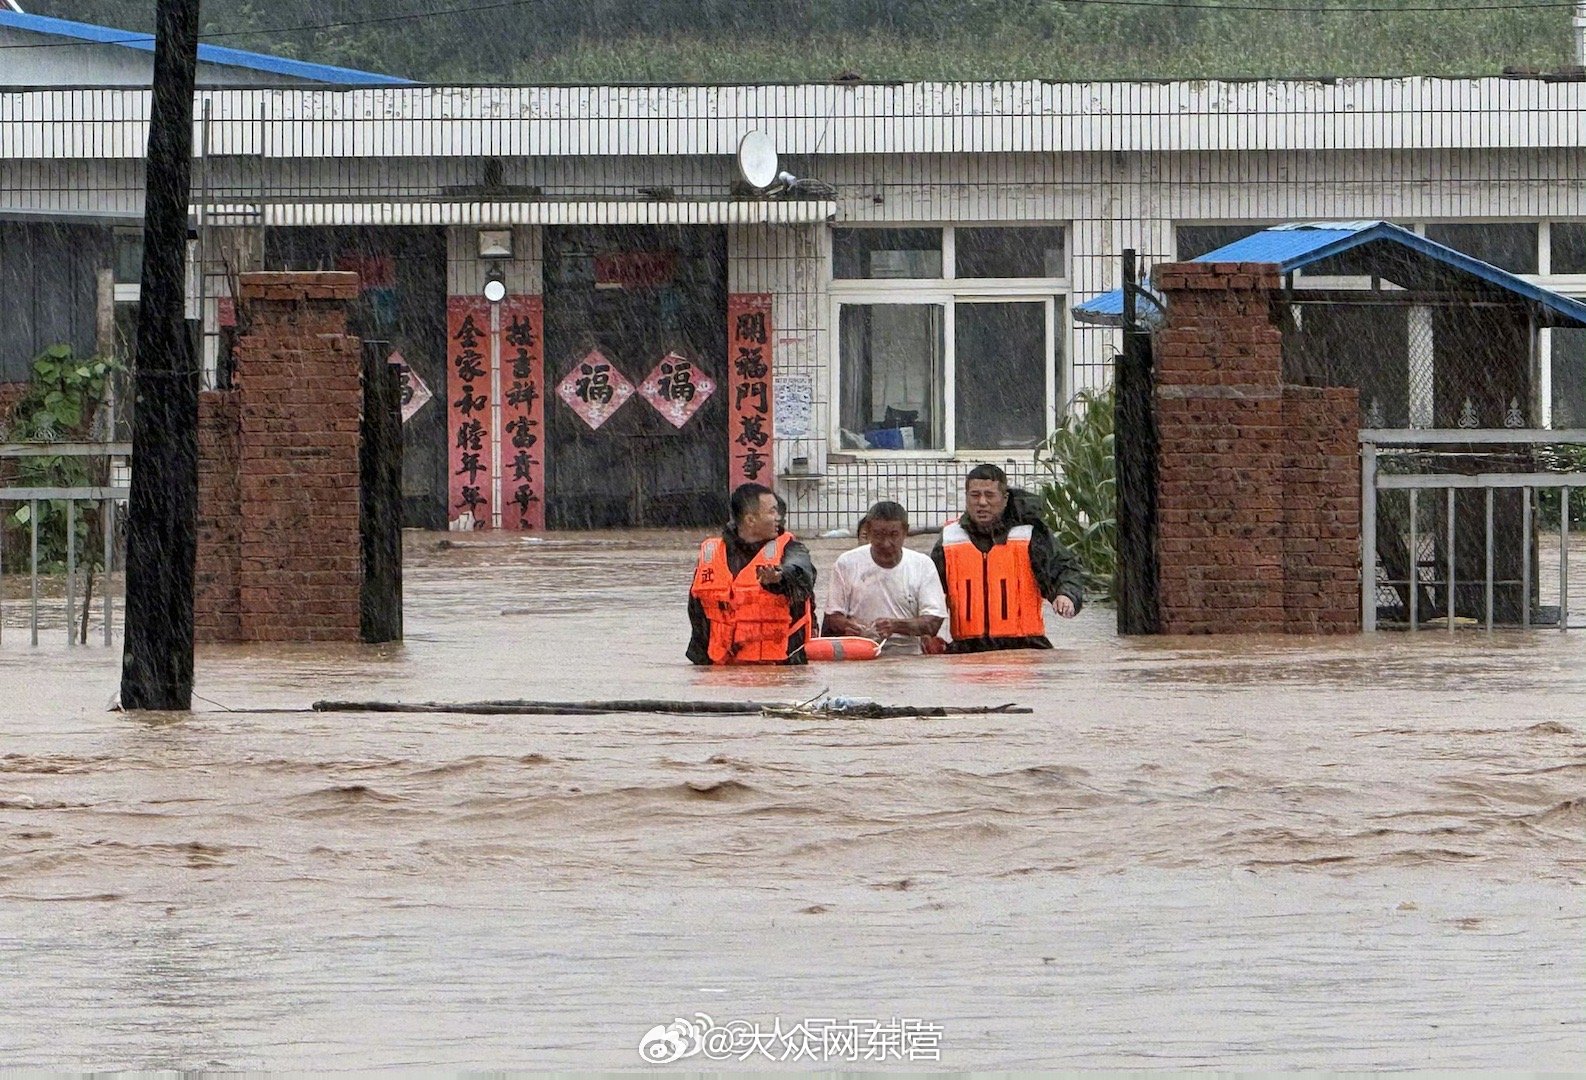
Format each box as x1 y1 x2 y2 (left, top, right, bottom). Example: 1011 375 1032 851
0 531 1581 1069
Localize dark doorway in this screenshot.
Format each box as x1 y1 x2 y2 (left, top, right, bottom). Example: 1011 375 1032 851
543 226 729 528
265 226 448 529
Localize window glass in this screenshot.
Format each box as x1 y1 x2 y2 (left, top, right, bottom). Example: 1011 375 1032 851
114 231 143 284
838 304 944 449
1425 222 1539 274
1175 224 1271 261
956 226 1066 278
1298 245 1388 277
955 301 1049 449
833 228 943 279
1550 223 1586 275
1553 327 1586 429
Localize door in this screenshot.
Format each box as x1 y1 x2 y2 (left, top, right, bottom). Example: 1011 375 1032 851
543 225 728 528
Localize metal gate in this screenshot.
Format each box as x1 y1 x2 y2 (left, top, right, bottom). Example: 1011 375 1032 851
1360 428 1585 631
0 440 128 647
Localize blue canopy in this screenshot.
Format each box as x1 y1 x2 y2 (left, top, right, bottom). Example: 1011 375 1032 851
1073 221 1586 329
0 9 414 86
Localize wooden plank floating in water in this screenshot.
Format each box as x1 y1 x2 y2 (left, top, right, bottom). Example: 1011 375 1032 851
311 698 1033 718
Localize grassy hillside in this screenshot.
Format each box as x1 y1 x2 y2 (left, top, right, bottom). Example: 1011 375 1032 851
26 0 1578 83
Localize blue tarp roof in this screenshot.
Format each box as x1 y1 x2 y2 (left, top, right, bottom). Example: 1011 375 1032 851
1074 220 1586 329
0 9 414 86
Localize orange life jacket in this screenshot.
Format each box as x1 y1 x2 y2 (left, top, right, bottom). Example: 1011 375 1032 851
940 520 1047 641
690 531 812 664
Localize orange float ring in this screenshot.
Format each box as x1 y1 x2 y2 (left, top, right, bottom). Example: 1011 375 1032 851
803 636 882 661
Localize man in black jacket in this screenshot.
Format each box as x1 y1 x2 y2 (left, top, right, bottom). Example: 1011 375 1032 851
930 463 1086 653
687 483 817 665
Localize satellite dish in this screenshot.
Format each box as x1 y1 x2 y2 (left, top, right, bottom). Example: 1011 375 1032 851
737 131 779 191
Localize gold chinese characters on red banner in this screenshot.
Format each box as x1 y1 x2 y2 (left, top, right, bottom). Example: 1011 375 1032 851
727 294 773 489
499 296 545 530
446 295 546 530
447 296 493 528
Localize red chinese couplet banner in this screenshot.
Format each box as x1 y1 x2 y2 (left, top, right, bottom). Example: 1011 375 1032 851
447 296 493 528
447 295 548 531
498 296 545 531
727 293 773 491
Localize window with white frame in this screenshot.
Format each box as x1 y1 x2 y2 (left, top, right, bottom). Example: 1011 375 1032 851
1554 327 1586 429
1426 222 1539 274
832 225 1067 454
1543 222 1586 428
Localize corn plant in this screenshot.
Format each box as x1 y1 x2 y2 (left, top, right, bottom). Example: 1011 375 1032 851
1034 387 1116 603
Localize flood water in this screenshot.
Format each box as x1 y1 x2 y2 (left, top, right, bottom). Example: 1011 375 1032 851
1 531 1582 1069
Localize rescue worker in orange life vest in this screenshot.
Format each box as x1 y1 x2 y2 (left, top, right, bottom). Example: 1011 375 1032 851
930 463 1086 653
687 482 817 665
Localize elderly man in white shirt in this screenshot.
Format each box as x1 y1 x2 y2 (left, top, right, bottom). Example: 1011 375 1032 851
823 501 949 655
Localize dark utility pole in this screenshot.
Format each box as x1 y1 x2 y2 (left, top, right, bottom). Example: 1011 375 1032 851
1115 249 1161 635
120 0 203 710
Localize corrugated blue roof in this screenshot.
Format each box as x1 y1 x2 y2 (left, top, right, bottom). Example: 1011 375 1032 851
1074 220 1586 329
0 9 413 86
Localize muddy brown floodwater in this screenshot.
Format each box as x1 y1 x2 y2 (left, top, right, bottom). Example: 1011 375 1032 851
0 530 1582 1069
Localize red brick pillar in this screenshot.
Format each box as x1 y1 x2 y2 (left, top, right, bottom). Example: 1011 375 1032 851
1152 262 1287 634
231 271 364 642
195 390 241 643
1282 386 1361 633
1151 261 1362 634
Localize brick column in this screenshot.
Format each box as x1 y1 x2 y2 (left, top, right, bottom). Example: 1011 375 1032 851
1153 262 1288 633
233 271 364 642
1282 385 1361 633
194 390 241 643
1151 261 1361 634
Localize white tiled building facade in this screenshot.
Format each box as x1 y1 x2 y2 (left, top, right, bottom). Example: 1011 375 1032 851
3 78 1584 529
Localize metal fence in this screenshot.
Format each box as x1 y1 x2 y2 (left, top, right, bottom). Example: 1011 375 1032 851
0 440 127 647
1360 428 1585 631
6 81 1586 532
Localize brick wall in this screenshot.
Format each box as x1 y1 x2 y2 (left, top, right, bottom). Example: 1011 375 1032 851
1152 261 1360 634
1282 386 1361 633
194 271 365 643
0 383 26 486
195 391 241 643
0 381 26 426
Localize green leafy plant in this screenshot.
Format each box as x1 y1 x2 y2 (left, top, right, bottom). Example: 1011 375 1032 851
4 345 121 575
1535 443 1586 529
1034 387 1117 603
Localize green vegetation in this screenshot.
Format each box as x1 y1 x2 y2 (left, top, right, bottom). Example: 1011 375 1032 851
1034 387 1116 603
1536 443 1586 528
29 0 1576 82
3 346 121 583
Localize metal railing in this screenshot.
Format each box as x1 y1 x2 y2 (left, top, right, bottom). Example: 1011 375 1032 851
0 441 130 647
1360 428 1585 632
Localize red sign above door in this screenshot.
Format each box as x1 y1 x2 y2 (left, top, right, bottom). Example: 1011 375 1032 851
594 251 677 290
638 351 716 428
556 349 635 430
